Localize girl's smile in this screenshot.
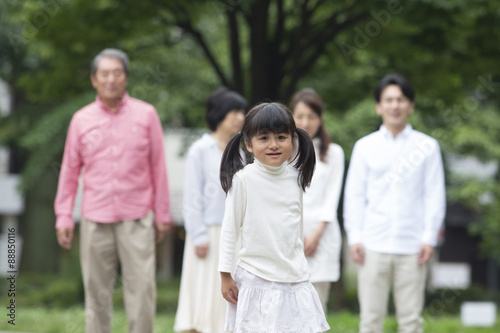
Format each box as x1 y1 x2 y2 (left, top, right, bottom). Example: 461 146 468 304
245 132 293 167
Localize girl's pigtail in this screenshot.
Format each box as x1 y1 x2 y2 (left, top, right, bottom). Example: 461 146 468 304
292 127 316 191
220 131 245 193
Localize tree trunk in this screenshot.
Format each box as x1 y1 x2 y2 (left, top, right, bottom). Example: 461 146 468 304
20 167 59 273
228 10 244 94
249 0 276 104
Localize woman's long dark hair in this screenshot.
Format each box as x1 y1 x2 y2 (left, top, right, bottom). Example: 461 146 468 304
220 102 316 193
290 88 330 163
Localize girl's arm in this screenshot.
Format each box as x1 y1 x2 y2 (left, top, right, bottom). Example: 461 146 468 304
218 174 246 272
221 272 238 304
219 174 246 303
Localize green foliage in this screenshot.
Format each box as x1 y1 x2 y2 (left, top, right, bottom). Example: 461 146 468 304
469 187 500 261
439 102 500 262
324 99 381 160
2 0 500 265
302 0 500 115
425 284 500 317
17 92 95 190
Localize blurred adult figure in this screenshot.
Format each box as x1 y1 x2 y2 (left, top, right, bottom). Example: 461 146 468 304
55 48 172 333
174 87 247 333
343 74 446 333
291 88 345 313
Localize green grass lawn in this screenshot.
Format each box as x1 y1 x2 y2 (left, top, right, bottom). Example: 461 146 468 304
0 307 498 333
1 274 498 332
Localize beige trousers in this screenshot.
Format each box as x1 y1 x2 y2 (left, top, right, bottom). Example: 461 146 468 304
80 212 156 333
357 249 427 333
312 281 331 315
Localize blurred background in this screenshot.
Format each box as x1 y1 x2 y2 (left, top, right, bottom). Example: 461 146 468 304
1 0 500 332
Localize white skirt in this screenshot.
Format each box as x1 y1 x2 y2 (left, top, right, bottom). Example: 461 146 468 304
174 226 226 333
225 267 330 333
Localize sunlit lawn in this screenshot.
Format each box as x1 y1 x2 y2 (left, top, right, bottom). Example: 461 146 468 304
0 307 498 333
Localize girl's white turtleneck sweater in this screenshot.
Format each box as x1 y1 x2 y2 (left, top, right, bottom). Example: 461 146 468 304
218 158 310 283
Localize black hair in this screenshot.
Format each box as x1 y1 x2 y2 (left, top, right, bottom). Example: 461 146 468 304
206 87 247 131
290 88 331 163
374 74 415 102
220 102 316 193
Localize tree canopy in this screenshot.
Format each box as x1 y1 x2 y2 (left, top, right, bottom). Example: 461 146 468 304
1 0 500 264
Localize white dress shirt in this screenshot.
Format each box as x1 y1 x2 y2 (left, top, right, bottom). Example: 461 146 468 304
182 133 227 246
218 158 310 283
343 124 446 254
303 140 344 282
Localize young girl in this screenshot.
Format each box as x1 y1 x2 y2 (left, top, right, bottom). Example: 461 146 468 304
291 88 345 313
174 87 247 333
218 102 330 332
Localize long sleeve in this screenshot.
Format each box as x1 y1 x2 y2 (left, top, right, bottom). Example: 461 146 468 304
319 145 345 223
421 141 446 246
342 126 445 254
343 142 367 245
218 174 246 273
149 108 172 224
182 144 208 245
54 117 83 230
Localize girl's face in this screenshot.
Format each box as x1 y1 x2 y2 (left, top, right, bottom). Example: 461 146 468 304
245 132 293 167
216 109 245 135
292 101 322 138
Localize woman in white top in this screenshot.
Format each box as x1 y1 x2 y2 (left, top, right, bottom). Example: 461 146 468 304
174 87 247 333
219 102 330 333
291 88 345 313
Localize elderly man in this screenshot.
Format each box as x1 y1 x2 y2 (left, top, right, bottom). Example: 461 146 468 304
54 48 172 333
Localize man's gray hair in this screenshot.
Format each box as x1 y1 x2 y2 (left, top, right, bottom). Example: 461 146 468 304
91 48 129 76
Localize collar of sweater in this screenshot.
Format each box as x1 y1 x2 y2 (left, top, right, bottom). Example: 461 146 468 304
253 157 287 175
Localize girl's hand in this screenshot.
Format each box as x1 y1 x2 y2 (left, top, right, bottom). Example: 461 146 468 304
221 272 238 305
195 243 209 258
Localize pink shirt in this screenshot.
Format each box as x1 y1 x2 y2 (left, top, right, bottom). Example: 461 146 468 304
55 93 172 229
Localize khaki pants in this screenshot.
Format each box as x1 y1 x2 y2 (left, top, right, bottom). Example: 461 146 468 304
80 212 156 333
357 249 427 333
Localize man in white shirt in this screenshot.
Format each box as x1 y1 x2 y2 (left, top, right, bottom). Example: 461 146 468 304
343 74 446 333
